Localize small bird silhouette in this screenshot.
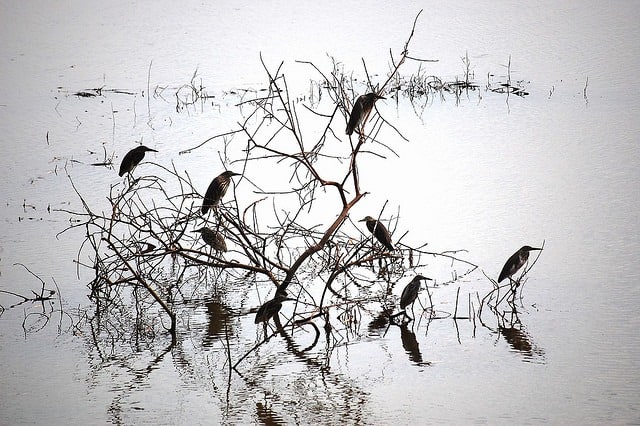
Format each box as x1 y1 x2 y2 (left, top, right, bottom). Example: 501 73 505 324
119 146 157 177
498 245 542 283
201 171 241 214
346 93 385 135
400 275 433 311
359 216 394 251
195 227 227 252
254 293 288 325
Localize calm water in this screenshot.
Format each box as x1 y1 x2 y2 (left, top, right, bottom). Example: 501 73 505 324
1 1 639 424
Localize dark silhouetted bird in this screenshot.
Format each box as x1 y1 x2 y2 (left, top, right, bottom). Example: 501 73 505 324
346 92 385 135
400 275 433 311
201 171 240 214
359 215 394 251
498 245 542 283
195 227 227 252
254 293 288 326
254 293 290 338
119 146 157 177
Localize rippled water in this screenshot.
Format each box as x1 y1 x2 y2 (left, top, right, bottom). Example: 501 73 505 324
1 1 639 424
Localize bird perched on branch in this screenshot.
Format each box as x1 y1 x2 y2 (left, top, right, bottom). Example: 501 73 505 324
201 171 241 214
195 227 227 252
400 275 433 313
118 145 158 177
346 92 385 135
498 245 542 284
255 293 289 337
359 216 394 251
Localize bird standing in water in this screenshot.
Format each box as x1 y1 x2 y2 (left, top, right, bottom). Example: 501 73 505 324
359 216 394 251
498 245 543 284
400 275 433 317
346 93 385 135
195 227 227 252
118 146 158 177
201 171 241 214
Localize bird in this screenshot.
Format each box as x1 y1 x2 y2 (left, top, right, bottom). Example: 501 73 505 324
400 274 433 311
118 145 158 177
346 92 385 135
498 245 543 283
254 293 288 325
359 216 394 251
254 293 289 338
201 171 241 214
195 227 227 252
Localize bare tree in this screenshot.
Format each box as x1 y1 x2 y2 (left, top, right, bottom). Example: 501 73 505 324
60 11 479 364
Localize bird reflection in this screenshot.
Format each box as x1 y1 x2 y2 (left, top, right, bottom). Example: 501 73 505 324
399 324 430 366
203 299 233 347
367 308 393 336
499 324 545 363
256 401 286 426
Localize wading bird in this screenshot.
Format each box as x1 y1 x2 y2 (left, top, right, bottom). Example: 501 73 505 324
400 275 433 317
201 171 240 214
346 93 385 135
359 216 394 251
118 145 158 177
255 293 289 337
195 227 227 252
498 245 542 284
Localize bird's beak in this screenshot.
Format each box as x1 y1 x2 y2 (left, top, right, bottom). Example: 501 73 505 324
530 247 543 251
358 218 366 222
148 148 158 152
376 95 386 100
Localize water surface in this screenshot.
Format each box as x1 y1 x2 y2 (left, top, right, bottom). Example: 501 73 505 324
1 1 639 424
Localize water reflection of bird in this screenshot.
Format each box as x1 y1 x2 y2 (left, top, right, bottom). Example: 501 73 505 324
346 93 385 135
201 171 241 214
359 216 394 251
498 245 542 283
203 300 232 347
400 323 430 366
499 325 546 363
195 227 227 252
256 402 286 425
368 308 394 335
400 275 433 315
118 145 158 177
255 293 289 335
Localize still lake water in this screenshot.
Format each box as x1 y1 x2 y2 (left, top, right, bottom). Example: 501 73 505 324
1 1 639 424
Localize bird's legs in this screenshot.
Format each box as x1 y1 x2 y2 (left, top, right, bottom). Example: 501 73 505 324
357 109 373 137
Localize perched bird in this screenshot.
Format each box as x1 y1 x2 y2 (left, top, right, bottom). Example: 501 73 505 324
359 216 394 251
195 227 227 252
201 171 241 214
400 275 433 311
254 293 288 325
346 92 385 135
255 292 289 338
118 145 158 177
498 245 543 283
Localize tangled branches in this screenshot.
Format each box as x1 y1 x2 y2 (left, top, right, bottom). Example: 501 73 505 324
59 13 481 365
